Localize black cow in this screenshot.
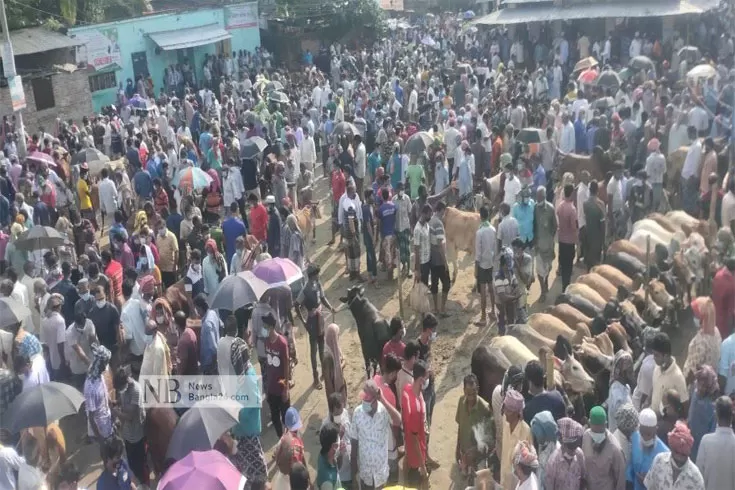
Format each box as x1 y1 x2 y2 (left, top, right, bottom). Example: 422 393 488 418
339 286 391 378
555 293 601 319
605 252 646 277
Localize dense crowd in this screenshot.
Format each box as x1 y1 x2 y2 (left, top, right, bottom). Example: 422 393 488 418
3 5 735 490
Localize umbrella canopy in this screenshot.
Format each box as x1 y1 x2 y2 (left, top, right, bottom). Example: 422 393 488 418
173 167 213 191
516 128 546 144
404 131 434 155
595 70 622 91
72 147 108 165
165 400 241 460
577 69 598 84
158 450 245 490
593 96 616 110
629 55 654 72
208 271 270 310
574 56 598 73
678 46 701 64
687 64 716 81
14 226 69 252
129 94 153 109
3 382 83 433
0 297 32 330
618 67 635 81
456 63 473 75
240 136 268 160
420 35 437 47
332 122 359 137
26 151 56 167
253 257 303 287
265 81 284 92
268 91 289 104
463 10 475 19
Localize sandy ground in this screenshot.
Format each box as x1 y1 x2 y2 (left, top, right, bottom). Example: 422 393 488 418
64 174 696 489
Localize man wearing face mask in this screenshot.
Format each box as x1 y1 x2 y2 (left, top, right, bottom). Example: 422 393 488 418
401 359 431 488
184 249 205 299
320 393 353 488
263 312 290 438
626 409 669 490
644 421 704 489
350 379 403 490
74 278 95 316
64 304 98 390
544 417 587 490
87 285 121 365
581 406 626 490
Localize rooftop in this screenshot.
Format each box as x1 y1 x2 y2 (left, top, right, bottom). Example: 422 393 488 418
8 27 82 57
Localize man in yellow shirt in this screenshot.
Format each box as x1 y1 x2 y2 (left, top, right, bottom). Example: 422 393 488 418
500 388 532 490
77 166 95 224
155 220 179 287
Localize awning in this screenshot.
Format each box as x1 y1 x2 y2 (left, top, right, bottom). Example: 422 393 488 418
10 27 81 56
148 24 231 51
474 0 711 26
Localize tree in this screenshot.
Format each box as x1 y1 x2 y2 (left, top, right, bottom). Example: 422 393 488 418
275 0 386 42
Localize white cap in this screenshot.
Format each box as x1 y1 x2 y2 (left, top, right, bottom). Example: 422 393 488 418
639 408 657 427
264 195 276 204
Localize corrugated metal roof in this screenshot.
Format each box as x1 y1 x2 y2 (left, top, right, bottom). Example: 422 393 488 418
474 0 709 25
8 27 82 56
147 24 231 51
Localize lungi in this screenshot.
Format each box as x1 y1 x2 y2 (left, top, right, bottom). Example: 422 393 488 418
232 435 267 483
396 229 411 265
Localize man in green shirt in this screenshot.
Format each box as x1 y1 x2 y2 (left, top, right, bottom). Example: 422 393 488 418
406 157 426 200
456 373 494 480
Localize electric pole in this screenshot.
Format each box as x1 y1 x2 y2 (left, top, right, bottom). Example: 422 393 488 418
0 0 28 158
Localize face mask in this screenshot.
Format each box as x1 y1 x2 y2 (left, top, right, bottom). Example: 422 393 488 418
430 331 437 341
156 315 165 324
398 190 404 197
362 401 373 413
332 413 343 424
422 378 430 390
641 437 656 448
81 292 91 301
158 228 166 237
671 458 686 470
562 451 575 461
95 300 105 309
590 432 606 444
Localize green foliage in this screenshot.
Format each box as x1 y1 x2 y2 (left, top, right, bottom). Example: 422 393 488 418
6 0 149 30
275 0 387 41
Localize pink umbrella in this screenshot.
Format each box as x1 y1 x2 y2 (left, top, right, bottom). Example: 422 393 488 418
577 69 598 84
158 450 245 490
26 151 56 167
253 257 303 286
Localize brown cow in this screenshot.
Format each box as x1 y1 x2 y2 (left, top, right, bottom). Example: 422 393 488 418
547 304 592 330
556 147 616 183
442 207 480 281
591 264 634 291
296 204 317 244
145 407 178 476
607 239 647 262
577 273 619 299
165 279 194 317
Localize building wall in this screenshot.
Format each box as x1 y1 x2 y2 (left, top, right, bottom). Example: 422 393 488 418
0 70 93 134
69 4 261 112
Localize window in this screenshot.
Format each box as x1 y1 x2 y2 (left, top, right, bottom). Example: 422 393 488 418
89 71 117 93
31 76 55 111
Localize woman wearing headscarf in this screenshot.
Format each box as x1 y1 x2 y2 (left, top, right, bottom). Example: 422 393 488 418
321 323 347 405
501 388 532 490
5 222 28 273
604 350 634 433
513 440 540 490
530 411 558 490
286 214 306 270
139 289 172 403
54 217 76 266
84 344 114 442
687 365 718 460
683 297 721 384
202 238 227 297
204 167 223 220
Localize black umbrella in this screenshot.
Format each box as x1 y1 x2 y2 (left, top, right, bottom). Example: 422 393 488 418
404 131 434 155
15 226 69 252
516 128 546 144
208 271 269 311
3 382 84 433
72 147 107 166
332 122 359 137
165 400 242 460
240 136 268 160
629 55 654 72
268 91 289 104
595 70 622 91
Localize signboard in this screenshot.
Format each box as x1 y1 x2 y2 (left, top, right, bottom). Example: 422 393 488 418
8 76 26 111
72 27 122 71
225 3 259 30
1 42 16 77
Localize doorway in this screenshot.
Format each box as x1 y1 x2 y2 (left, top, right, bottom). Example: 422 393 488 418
131 51 149 81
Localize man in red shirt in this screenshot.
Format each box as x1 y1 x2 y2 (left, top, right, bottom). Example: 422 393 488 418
263 312 290 438
402 360 429 488
248 193 269 243
374 353 403 483
491 127 503 176
713 259 735 339
101 250 123 308
382 317 406 368
329 165 346 245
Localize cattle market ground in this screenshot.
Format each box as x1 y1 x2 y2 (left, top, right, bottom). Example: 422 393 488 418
65 175 698 489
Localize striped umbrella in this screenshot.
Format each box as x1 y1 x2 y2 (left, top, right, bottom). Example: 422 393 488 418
173 167 213 191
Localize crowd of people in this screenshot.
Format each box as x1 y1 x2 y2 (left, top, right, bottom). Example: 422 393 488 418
3 5 735 490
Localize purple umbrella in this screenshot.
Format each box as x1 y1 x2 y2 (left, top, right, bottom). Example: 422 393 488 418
158 450 245 490
252 257 303 286
26 151 56 167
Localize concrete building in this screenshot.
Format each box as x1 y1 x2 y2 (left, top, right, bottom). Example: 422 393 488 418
68 2 261 112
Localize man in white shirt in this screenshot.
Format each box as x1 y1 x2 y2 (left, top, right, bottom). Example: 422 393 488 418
645 138 666 212
559 113 576 154
681 126 703 215
502 158 522 207
606 164 628 240
98 168 119 228
688 102 709 135
407 85 418 117
629 32 642 59
299 127 317 173
223 164 245 209
602 35 612 65
40 294 66 380
444 120 461 175
354 134 367 198
576 171 590 262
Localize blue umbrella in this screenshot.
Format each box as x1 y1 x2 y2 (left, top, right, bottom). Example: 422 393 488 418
464 10 476 20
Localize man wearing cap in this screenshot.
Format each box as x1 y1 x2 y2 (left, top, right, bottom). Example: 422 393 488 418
500 388 532 490
645 421 704 489
626 408 669 490
582 406 626 490
544 417 587 490
350 378 402 490
612 404 639 465
645 138 666 212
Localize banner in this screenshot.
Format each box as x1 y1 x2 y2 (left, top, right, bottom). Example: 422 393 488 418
72 27 122 71
8 76 26 111
225 3 259 30
139 374 262 408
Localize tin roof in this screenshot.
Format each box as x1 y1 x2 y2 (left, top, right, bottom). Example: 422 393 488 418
8 27 82 57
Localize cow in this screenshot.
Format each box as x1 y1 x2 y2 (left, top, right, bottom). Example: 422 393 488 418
339 286 391 378
605 252 647 277
566 283 607 311
296 204 317 244
546 304 593 331
527 313 590 344
556 147 616 183
555 293 601 318
648 212 678 233
606 322 631 353
577 272 619 299
607 240 647 262
145 407 178 477
471 345 511 402
666 210 715 246
591 264 634 291
507 323 555 356
441 206 481 282
165 279 193 318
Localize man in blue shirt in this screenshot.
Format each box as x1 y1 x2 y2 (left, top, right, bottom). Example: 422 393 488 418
222 202 247 265
531 158 547 195
627 408 669 490
32 191 51 226
195 293 221 375
199 125 213 157
132 166 152 202
97 438 134 490
125 139 140 169
511 187 535 246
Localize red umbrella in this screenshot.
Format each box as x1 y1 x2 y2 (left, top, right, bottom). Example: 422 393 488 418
577 69 598 84
26 151 56 167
